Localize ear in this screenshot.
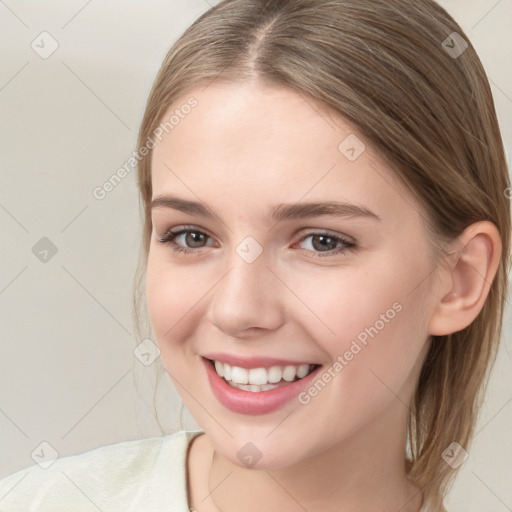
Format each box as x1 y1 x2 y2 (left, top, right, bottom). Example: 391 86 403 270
428 221 502 336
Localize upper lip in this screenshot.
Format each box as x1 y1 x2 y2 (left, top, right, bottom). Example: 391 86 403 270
202 352 320 369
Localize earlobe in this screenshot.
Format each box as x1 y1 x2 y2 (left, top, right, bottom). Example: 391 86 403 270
428 221 502 336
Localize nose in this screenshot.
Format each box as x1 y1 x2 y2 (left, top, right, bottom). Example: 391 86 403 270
205 245 286 338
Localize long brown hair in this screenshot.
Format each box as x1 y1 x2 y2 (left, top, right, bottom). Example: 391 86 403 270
133 1 511 509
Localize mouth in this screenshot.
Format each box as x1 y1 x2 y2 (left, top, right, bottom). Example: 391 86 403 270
205 358 321 392
202 355 323 415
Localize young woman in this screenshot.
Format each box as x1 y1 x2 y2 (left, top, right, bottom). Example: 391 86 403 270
1 1 509 511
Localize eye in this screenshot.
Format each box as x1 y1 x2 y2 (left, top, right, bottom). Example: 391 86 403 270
294 231 356 258
157 226 357 258
157 225 214 256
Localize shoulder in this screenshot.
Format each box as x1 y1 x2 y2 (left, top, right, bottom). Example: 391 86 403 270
0 430 204 512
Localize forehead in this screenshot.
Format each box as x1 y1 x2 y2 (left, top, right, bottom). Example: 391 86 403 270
149 81 421 225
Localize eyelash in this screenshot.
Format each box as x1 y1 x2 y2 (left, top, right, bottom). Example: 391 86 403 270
157 225 357 259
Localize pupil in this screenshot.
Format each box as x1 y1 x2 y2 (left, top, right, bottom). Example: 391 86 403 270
187 231 205 247
313 235 336 251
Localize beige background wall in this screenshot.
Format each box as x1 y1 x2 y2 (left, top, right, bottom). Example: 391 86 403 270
0 1 511 510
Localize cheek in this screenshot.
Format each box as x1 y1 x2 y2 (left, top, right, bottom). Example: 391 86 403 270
285 281 430 445
292 252 428 344
145 253 207 347
290 251 432 395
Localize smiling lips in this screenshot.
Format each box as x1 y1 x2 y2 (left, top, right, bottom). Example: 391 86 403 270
202 352 320 389
202 356 322 414
200 352 323 414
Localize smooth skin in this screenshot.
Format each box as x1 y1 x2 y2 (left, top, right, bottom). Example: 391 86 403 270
145 80 501 512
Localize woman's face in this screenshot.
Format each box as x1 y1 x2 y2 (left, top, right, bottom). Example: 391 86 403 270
146 81 441 468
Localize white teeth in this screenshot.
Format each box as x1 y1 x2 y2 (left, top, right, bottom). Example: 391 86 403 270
214 360 224 378
282 365 297 382
213 360 315 386
231 366 249 385
296 364 310 378
248 367 268 386
259 383 279 391
268 366 282 383
227 381 280 392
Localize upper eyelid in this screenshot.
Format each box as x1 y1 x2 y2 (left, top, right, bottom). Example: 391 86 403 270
161 225 215 240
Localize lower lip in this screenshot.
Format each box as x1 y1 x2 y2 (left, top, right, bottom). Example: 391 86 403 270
202 357 322 415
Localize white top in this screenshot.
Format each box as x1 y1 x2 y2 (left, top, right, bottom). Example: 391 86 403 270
0 430 203 512
0 430 435 511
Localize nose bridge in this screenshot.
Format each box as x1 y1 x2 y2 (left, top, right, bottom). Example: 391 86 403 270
206 235 285 335
219 237 273 304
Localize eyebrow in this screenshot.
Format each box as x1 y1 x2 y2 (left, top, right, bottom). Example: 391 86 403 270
150 195 381 222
